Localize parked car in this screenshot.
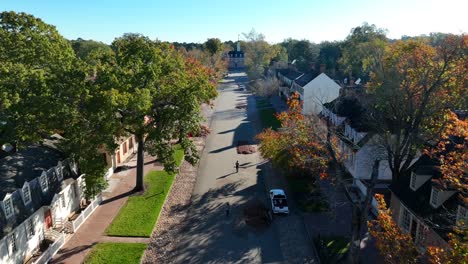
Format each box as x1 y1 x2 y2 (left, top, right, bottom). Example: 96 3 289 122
269 189 289 214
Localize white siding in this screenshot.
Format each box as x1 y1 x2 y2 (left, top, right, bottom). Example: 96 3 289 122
343 135 391 180
0 207 45 264
302 73 341 115
52 182 80 223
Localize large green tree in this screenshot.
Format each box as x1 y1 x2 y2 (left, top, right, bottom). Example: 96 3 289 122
204 38 223 55
339 22 387 81
242 29 280 79
281 39 320 72
97 34 216 191
0 11 75 149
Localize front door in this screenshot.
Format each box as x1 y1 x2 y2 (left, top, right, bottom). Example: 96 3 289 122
44 209 52 229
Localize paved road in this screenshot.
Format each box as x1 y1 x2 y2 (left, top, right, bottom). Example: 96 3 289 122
172 71 316 263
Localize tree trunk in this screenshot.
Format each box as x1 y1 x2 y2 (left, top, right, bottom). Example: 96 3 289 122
135 135 145 192
348 160 380 264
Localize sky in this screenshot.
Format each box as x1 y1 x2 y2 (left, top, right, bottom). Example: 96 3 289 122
1 0 466 44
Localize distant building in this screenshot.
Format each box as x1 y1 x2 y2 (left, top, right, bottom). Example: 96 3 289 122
228 41 244 69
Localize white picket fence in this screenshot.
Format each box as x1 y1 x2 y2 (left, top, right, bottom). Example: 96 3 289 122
71 194 103 232
354 179 378 214
33 232 65 264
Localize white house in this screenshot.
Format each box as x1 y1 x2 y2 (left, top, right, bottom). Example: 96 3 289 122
301 73 341 115
0 136 100 264
322 97 392 212
277 68 341 115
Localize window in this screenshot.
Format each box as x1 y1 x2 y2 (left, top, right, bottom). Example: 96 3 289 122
8 233 17 255
410 172 417 190
26 218 35 238
3 196 14 218
56 161 63 181
22 182 32 205
400 206 412 232
61 193 66 208
430 188 439 207
129 137 133 149
457 206 467 225
40 171 48 192
123 142 128 154
414 222 426 245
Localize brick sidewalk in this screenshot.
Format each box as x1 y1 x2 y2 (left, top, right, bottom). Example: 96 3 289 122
51 155 161 264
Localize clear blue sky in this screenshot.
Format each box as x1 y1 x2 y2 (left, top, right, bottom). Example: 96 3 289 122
1 0 466 44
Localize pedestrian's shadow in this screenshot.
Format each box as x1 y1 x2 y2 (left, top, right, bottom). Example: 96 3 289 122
216 172 236 180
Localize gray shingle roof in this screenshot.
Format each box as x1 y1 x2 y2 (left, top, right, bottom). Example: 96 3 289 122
0 137 79 239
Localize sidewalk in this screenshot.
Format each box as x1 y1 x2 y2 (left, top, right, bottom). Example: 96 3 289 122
51 154 161 264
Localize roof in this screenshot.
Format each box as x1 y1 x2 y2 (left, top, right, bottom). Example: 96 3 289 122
0 139 65 199
389 155 461 240
0 136 81 239
294 72 319 87
277 68 303 81
228 50 244 55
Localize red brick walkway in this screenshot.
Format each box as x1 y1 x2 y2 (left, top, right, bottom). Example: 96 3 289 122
51 155 161 264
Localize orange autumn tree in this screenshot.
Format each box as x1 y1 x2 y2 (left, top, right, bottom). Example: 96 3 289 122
368 194 420 264
426 111 468 264
256 92 329 177
369 111 468 264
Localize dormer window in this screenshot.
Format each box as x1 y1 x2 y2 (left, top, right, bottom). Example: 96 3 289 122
3 194 14 218
40 171 48 192
410 172 417 190
56 161 63 181
430 188 440 208
457 206 467 225
22 182 32 205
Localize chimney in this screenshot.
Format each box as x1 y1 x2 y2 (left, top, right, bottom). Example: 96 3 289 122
237 41 240 52
320 64 326 73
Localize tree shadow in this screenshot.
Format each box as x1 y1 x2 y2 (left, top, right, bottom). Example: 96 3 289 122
51 242 97 264
100 189 136 205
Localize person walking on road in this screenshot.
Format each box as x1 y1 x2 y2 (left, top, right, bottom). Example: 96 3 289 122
235 160 239 173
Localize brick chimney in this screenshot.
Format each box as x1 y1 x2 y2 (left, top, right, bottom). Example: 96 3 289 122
320 64 326 73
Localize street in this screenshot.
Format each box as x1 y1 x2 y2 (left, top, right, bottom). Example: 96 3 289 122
171 71 316 263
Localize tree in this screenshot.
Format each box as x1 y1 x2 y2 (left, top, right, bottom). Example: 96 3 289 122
71 38 112 63
281 39 320 72
369 35 467 183
369 195 468 264
369 112 468 264
0 11 75 148
204 38 223 55
242 29 280 79
98 34 216 191
256 93 329 176
425 111 467 194
339 22 387 81
368 194 420 264
317 41 343 77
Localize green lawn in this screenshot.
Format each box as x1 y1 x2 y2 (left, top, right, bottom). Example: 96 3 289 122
258 108 281 130
314 235 350 264
105 146 184 237
85 243 146 264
